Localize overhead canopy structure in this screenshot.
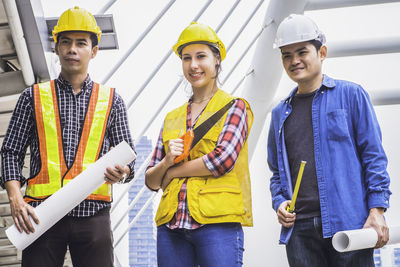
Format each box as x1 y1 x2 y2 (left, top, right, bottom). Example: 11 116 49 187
0 0 119 98
45 14 119 51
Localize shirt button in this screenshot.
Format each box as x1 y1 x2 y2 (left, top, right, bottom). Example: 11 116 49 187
285 111 289 114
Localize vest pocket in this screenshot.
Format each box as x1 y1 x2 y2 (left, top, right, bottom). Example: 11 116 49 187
156 189 173 220
201 126 221 142
198 186 244 217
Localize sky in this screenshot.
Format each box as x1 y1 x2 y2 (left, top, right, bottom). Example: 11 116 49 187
40 1 400 266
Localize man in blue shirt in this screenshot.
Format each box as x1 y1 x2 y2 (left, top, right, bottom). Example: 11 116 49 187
267 14 391 266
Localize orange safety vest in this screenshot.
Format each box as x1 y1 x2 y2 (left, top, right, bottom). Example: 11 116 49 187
24 80 114 202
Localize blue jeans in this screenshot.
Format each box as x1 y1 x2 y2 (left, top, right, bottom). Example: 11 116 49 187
157 223 244 267
286 217 374 267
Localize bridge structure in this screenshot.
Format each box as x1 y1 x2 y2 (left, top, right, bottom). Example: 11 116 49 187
0 0 399 266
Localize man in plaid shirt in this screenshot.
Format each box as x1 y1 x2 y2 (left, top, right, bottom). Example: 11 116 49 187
0 7 135 267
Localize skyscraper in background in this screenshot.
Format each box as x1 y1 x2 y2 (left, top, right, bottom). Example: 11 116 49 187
374 246 400 267
375 249 382 267
394 248 400 267
129 136 157 266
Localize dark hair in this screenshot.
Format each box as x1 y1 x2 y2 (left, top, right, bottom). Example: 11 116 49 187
309 39 323 51
207 44 222 81
90 33 98 47
56 31 98 48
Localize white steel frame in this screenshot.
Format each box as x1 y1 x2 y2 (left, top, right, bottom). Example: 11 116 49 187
92 0 400 264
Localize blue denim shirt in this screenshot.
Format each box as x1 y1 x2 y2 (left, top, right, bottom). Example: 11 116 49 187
267 75 391 244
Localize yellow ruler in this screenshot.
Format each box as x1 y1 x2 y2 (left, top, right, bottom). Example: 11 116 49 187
287 160 307 213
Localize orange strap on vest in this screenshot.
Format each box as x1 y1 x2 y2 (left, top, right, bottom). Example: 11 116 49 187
25 81 114 202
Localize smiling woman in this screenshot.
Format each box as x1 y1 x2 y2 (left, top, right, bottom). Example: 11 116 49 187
145 22 254 267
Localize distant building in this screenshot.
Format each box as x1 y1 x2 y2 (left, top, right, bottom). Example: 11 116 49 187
394 247 400 267
374 249 382 267
129 136 157 267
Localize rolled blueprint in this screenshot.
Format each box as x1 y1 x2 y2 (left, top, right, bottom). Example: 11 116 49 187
332 226 400 252
6 141 136 250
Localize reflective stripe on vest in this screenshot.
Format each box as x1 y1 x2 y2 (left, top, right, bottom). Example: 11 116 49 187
155 89 254 226
25 81 114 202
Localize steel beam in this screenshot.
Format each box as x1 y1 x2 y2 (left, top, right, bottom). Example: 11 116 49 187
15 0 50 81
102 0 176 84
328 36 400 58
241 0 308 158
370 89 400 106
305 0 400 10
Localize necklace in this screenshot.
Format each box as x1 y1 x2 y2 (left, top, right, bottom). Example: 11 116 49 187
192 89 217 104
192 96 213 104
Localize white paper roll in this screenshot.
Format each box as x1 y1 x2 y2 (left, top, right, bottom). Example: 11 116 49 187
6 141 136 250
332 226 400 252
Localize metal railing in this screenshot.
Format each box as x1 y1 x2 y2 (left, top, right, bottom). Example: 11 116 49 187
101 0 177 84
125 0 214 110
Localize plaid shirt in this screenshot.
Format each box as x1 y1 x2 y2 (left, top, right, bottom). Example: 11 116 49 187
1 74 135 217
147 97 248 229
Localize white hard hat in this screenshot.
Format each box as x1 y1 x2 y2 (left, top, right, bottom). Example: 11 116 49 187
274 14 326 48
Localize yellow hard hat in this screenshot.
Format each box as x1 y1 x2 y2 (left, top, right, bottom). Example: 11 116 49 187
52 6 101 43
173 22 226 61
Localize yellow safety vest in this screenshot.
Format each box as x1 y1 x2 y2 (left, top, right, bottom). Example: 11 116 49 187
25 80 114 202
155 89 254 226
